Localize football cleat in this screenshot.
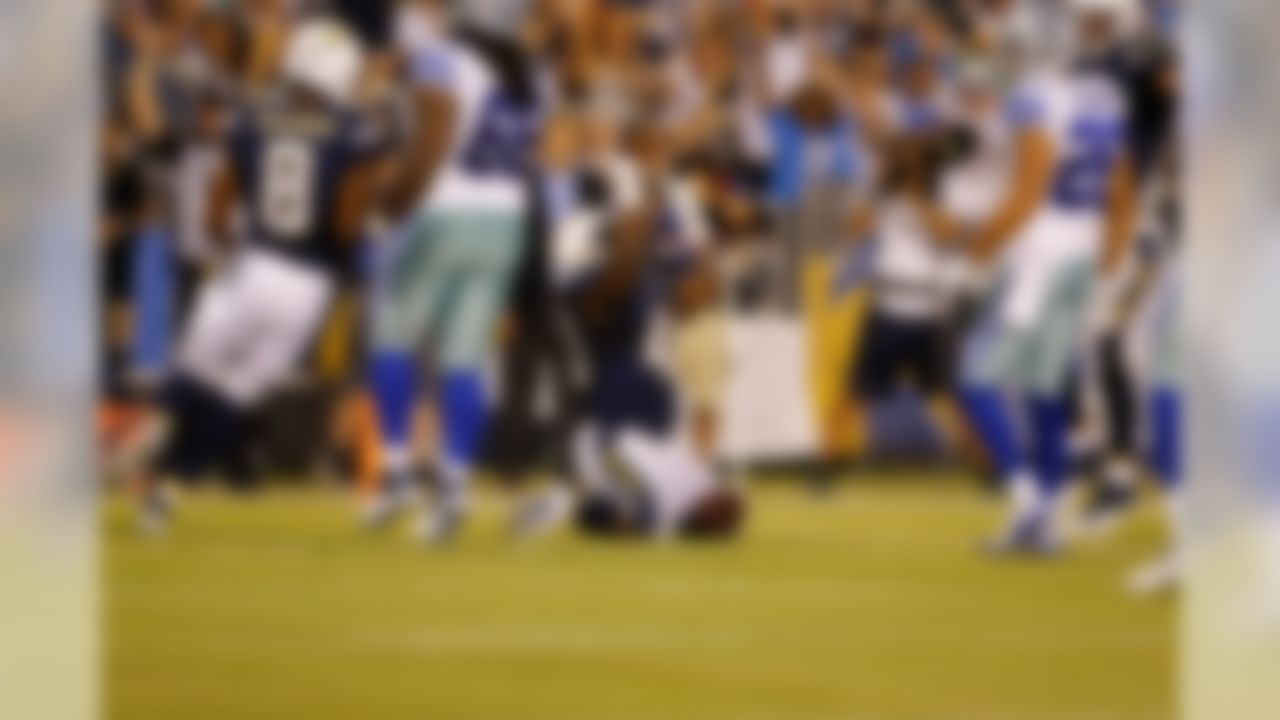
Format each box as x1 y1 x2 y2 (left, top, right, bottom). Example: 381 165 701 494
510 485 574 540
983 515 1063 558
361 471 418 531
1077 482 1139 538
414 505 465 546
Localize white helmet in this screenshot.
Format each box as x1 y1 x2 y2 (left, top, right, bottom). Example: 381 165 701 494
283 19 364 107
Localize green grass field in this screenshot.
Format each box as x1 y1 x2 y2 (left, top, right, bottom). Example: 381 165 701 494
105 477 1174 720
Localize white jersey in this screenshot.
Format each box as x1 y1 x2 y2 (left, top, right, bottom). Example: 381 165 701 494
408 33 538 215
1007 68 1130 265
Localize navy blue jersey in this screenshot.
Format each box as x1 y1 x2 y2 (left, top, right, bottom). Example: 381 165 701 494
569 247 680 437
574 285 675 437
228 94 377 275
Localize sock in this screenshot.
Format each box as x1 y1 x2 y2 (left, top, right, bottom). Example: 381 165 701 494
1027 393 1071 514
572 423 611 493
1150 386 1182 492
437 458 469 513
382 447 413 489
369 351 417 476
1007 470 1042 521
1068 423 1103 476
1103 455 1140 491
438 369 489 510
1150 386 1185 551
960 385 1023 480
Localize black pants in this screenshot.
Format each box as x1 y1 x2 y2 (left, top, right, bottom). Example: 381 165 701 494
1098 333 1137 457
155 374 256 489
486 306 587 482
850 310 953 400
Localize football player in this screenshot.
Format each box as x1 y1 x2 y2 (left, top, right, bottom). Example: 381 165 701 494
559 150 744 542
955 0 1140 554
138 19 378 531
1075 9 1181 537
365 0 539 542
1125 143 1183 594
825 52 988 480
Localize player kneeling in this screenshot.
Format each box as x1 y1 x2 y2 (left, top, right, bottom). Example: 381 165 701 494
575 431 746 542
556 171 745 542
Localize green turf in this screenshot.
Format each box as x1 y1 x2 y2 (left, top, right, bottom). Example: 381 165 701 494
105 478 1174 720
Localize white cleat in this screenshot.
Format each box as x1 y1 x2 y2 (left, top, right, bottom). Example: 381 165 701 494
414 504 465 546
983 507 1063 559
361 482 417 531
511 486 574 540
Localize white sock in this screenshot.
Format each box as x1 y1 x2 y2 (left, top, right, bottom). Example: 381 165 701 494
437 458 470 513
1070 426 1102 464
1104 456 1140 490
383 445 412 477
572 424 611 494
1008 471 1043 521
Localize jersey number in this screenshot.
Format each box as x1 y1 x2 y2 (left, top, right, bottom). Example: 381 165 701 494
1052 119 1122 210
260 139 316 239
461 96 535 178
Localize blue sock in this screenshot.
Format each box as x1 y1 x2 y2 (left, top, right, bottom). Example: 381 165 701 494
440 369 488 469
1026 394 1070 502
1150 387 1182 492
960 386 1023 479
369 351 417 474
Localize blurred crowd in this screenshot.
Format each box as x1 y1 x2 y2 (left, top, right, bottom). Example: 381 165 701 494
98 0 1179 492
